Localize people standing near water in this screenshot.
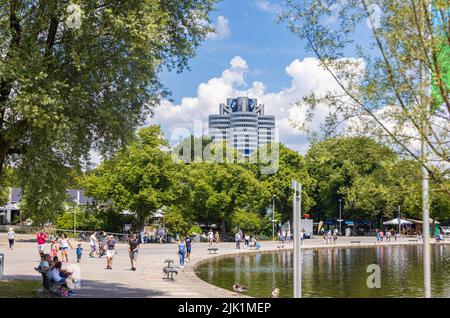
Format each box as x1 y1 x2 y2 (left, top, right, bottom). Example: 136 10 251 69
207 229 214 247
332 231 337 244
322 231 327 244
7 228 16 250
287 230 292 243
376 230 381 244
177 238 186 269
386 230 392 242
379 231 384 242
327 230 332 244
105 235 116 270
58 233 73 263
235 231 241 249
244 233 250 248
214 231 220 245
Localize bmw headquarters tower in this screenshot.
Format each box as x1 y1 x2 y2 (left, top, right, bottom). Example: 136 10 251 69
208 97 275 156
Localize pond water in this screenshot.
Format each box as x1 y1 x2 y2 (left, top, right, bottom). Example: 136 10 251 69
195 245 450 298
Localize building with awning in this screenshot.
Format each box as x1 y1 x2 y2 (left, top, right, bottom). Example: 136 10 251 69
0 187 94 225
405 218 440 235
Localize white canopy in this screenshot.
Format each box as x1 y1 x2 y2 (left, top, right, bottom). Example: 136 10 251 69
383 219 412 225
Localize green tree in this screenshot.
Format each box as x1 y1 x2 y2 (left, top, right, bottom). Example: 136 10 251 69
306 137 397 220
230 209 262 234
83 126 181 229
281 0 450 190
250 143 315 223
0 0 216 220
164 208 191 237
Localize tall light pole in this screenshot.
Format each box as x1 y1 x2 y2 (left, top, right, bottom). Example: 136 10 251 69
292 179 302 298
272 195 276 241
338 199 342 235
397 205 401 235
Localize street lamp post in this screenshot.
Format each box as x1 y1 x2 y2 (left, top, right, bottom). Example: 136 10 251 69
292 179 302 298
397 205 401 235
338 199 342 235
272 195 276 241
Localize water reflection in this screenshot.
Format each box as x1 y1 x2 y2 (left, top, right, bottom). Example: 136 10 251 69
195 245 450 298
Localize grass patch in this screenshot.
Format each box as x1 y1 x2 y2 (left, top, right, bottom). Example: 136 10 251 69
0 280 42 298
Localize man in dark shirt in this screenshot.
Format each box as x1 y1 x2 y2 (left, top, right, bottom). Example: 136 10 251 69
185 236 192 262
128 234 140 271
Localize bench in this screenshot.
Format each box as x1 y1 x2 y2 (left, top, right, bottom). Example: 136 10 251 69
350 241 361 244
164 259 174 268
207 248 218 254
34 268 65 296
408 239 418 242
163 267 178 280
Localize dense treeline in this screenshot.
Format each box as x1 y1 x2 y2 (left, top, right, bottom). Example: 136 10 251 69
3 125 449 236
78 126 449 237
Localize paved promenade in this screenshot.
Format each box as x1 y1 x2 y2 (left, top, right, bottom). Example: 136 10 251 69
0 233 447 297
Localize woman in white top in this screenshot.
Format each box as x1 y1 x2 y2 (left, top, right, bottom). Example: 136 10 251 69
7 228 16 250
89 232 99 257
58 233 73 263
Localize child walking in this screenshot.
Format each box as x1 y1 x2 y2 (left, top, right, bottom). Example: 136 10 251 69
76 244 83 263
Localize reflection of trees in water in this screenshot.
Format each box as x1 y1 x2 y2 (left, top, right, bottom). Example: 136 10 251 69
197 245 450 297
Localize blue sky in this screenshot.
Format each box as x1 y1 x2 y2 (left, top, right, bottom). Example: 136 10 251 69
150 0 373 153
160 0 307 103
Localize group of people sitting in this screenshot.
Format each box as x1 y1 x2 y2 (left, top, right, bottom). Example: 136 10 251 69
35 253 81 296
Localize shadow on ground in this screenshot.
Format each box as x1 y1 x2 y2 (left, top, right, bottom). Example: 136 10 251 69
3 274 168 298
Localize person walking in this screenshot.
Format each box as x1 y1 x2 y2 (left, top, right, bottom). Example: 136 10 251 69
76 244 83 263
214 231 220 246
327 230 332 245
332 231 338 244
177 238 186 269
235 231 241 249
244 233 250 248
185 235 192 262
58 233 73 263
140 230 146 244
207 230 214 247
7 228 16 250
286 230 292 244
376 230 381 244
128 234 140 271
105 235 116 270
386 230 392 242
50 239 59 259
379 230 384 242
36 229 48 256
89 232 99 257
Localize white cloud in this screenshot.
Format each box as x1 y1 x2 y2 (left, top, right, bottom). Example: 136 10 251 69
207 15 231 40
149 56 345 153
255 0 282 14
